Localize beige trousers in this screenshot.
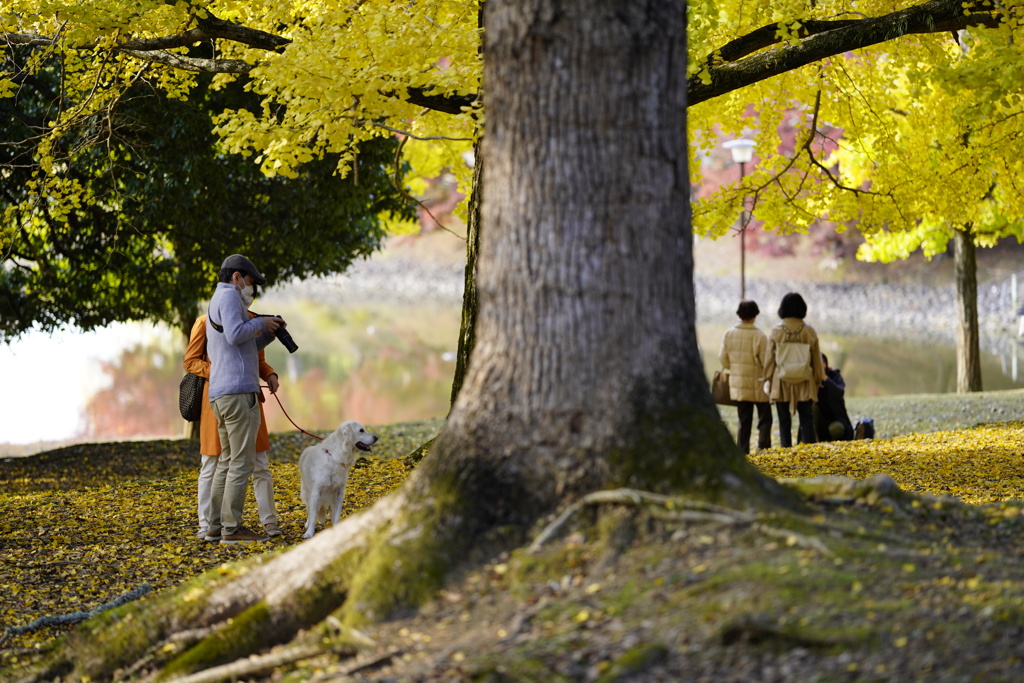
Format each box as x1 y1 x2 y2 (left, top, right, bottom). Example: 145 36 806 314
197 451 278 531
209 392 261 535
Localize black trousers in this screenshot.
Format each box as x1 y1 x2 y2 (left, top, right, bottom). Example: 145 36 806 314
776 400 816 448
736 401 772 453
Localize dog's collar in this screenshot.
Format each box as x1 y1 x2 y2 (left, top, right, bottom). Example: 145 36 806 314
323 449 348 467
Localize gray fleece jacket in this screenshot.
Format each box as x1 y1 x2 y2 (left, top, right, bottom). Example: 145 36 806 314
206 282 274 401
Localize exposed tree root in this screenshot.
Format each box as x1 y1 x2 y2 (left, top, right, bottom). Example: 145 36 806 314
166 627 218 647
500 598 549 644
529 488 754 553
120 627 219 681
0 584 153 649
717 614 855 649
529 476 940 557
191 491 405 626
161 641 383 683
34 494 407 683
40 471 934 682
307 649 404 681
752 522 833 555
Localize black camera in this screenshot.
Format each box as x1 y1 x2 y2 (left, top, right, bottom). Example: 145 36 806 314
257 314 298 353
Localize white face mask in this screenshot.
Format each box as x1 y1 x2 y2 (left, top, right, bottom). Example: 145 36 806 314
240 284 255 308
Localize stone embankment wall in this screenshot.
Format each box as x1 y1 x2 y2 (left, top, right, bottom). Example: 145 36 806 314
270 255 1023 356
696 277 1020 344
268 256 466 307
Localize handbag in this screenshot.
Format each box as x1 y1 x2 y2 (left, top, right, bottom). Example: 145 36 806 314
178 372 206 421
179 333 208 422
712 370 736 406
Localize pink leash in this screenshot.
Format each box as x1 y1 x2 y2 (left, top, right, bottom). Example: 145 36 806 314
262 385 323 441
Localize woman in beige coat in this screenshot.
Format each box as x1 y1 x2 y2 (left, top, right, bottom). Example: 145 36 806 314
763 292 825 447
718 300 772 454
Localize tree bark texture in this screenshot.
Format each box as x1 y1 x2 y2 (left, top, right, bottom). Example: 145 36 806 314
331 0 787 630
954 228 982 393
420 0 781 537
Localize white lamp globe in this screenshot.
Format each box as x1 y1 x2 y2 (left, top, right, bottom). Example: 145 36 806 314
723 138 756 164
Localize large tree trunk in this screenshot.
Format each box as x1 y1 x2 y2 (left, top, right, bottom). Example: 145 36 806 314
324 0 791 629
324 0 788 625
954 227 982 393
429 0 778 522
47 1 790 679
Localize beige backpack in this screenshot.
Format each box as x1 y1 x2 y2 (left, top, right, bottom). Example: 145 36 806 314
776 324 812 384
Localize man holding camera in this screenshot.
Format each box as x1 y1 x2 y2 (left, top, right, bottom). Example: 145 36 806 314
205 254 286 544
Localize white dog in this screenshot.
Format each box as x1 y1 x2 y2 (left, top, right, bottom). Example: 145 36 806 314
299 420 379 539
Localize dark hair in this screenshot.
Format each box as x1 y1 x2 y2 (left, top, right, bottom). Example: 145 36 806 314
821 352 829 367
219 267 256 284
736 300 760 320
778 292 808 319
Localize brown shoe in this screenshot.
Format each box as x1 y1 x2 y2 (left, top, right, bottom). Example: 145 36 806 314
220 526 268 544
204 529 222 542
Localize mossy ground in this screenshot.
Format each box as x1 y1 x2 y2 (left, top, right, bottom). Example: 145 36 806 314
310 473 1024 682
4 402 1024 681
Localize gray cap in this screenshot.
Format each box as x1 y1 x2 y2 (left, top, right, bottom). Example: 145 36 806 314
220 254 267 285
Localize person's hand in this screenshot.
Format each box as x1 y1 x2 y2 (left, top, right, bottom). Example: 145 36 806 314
267 373 280 394
263 316 284 334
763 380 771 395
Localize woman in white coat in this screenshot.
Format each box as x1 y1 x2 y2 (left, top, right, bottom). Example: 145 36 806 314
763 292 826 447
718 300 772 454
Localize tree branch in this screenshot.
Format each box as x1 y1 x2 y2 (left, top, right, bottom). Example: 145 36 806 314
689 0 1003 106
705 18 863 66
4 15 288 54
3 33 59 48
119 16 290 53
404 87 477 115
1 0 1007 114
118 49 253 74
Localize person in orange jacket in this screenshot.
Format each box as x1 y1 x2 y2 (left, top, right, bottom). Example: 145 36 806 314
183 293 282 540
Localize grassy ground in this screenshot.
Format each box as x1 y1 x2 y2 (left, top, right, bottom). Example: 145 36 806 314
3 394 1024 681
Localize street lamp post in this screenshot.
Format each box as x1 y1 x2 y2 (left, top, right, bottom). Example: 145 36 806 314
723 138 756 299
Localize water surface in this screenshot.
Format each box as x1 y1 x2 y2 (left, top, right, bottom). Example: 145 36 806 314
2 305 1021 456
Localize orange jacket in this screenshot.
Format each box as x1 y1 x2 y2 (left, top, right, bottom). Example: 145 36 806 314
183 314 277 455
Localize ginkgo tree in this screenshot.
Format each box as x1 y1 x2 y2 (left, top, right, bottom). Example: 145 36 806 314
5 0 1015 227
847 80 1024 393
688 8 1024 395
5 0 1024 680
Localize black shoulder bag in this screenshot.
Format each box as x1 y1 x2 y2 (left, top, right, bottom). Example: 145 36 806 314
179 318 212 421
